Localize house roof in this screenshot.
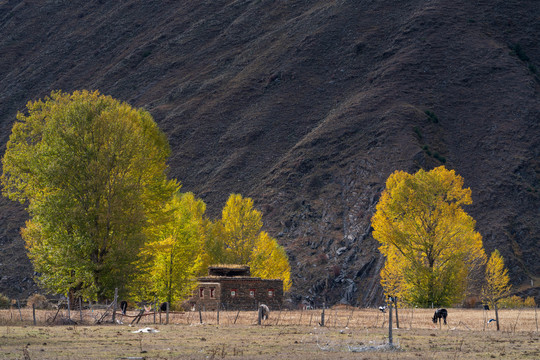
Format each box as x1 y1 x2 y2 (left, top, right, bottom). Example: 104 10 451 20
208 264 251 277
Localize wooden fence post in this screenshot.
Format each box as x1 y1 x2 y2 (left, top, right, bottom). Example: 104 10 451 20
131 308 144 325
275 306 282 326
535 304 538 332
410 306 414 330
17 300 23 322
320 303 325 327
79 298 83 323
345 306 354 328
112 288 118 324
199 306 203 324
217 304 220 325
166 301 169 325
67 296 71 321
32 303 36 326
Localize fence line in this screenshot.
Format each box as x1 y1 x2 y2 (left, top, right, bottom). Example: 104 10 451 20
0 306 538 332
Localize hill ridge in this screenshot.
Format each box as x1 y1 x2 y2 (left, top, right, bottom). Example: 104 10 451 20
0 0 538 305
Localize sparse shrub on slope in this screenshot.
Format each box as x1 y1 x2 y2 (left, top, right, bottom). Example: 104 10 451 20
0 293 10 309
26 293 51 309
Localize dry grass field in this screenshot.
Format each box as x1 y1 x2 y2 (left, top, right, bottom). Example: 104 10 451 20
0 308 538 359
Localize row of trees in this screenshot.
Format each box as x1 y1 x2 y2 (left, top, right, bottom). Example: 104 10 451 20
132 192 292 305
373 166 513 329
0 90 516 315
1 90 290 306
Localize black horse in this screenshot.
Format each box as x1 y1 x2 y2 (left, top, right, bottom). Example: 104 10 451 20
432 308 448 325
120 300 128 315
160 302 169 312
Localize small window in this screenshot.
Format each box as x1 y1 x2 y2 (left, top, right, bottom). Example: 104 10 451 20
231 289 236 297
199 287 204 298
249 289 255 297
268 289 274 297
210 288 215 298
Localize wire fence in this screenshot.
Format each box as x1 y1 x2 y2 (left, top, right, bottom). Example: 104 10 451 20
0 304 538 332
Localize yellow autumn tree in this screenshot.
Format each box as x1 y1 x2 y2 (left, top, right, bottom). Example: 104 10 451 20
204 194 292 291
379 245 405 300
482 249 512 331
372 166 486 307
221 193 262 264
250 231 292 291
132 192 206 305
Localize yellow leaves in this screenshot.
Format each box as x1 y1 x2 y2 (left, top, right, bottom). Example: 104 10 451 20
249 231 292 292
135 192 292 301
482 249 511 304
5 90 292 301
133 192 205 303
203 193 292 292
380 246 405 299
373 166 486 306
2 90 175 300
220 194 262 264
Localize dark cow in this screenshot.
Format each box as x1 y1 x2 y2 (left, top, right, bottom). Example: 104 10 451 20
120 300 128 315
432 308 448 325
160 302 169 312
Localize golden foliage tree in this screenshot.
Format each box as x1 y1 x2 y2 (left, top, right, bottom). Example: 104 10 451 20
204 194 292 291
250 231 292 291
373 166 486 307
2 90 176 300
132 192 206 305
482 249 512 330
379 245 405 300
220 193 262 264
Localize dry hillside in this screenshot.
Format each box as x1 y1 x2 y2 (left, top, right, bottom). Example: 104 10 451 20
0 0 538 306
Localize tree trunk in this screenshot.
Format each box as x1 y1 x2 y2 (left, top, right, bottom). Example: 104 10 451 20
388 300 393 345
495 302 500 331
395 297 399 328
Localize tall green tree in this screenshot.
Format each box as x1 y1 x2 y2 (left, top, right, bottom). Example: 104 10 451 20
372 166 486 307
2 90 176 300
482 249 512 331
132 192 206 305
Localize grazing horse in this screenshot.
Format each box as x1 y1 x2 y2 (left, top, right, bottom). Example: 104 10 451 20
432 308 448 325
259 304 270 320
160 302 169 312
120 301 128 315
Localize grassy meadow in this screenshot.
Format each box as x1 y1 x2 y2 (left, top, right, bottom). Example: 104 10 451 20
0 307 538 359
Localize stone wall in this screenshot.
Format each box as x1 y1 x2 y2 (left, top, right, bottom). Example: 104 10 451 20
191 277 283 311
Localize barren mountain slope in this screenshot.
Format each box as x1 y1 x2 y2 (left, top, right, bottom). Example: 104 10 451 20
0 0 538 305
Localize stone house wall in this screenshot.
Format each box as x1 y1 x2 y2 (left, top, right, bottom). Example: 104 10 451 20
190 277 283 311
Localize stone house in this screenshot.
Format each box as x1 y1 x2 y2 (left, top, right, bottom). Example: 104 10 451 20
188 265 283 311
